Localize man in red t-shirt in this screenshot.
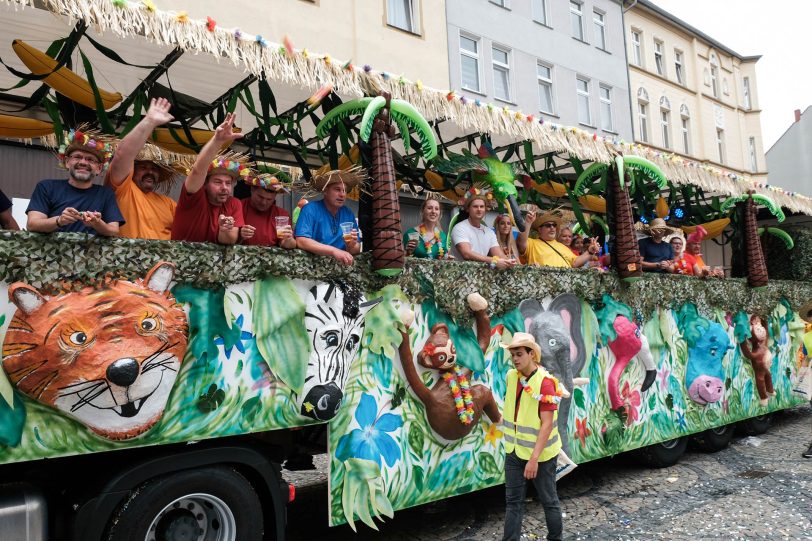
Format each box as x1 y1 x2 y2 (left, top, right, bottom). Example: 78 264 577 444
239 174 296 249
170 113 246 244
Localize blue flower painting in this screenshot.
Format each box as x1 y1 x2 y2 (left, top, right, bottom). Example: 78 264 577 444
336 394 403 468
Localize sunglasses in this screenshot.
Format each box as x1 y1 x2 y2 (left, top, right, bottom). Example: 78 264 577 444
539 222 557 228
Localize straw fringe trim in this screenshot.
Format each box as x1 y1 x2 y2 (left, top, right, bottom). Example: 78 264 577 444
4 0 811 215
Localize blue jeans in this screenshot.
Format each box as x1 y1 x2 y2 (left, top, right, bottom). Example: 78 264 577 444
503 452 562 541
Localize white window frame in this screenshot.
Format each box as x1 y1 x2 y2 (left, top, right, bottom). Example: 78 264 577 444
749 136 757 172
489 0 509 8
537 61 555 114
743 77 752 109
532 0 549 26
570 1 584 41
576 76 592 126
710 55 719 98
599 84 613 132
459 33 482 93
637 88 649 143
660 109 670 149
654 40 665 76
492 45 512 102
593 10 606 50
386 0 420 34
680 104 690 154
716 128 725 164
674 50 684 85
631 30 643 66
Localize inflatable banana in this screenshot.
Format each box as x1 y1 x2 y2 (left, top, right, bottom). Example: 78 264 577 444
0 114 53 138
12 40 122 110
532 180 568 198
578 195 607 214
423 170 461 203
150 127 240 154
681 218 730 240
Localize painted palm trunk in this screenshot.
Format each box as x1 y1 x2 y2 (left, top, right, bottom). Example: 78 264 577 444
744 196 768 288
370 108 405 276
610 167 643 282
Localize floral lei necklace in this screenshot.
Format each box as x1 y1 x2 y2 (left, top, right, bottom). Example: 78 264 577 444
519 373 563 405
442 365 475 425
419 224 444 259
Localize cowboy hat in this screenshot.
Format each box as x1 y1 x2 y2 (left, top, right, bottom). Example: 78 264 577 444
799 300 812 324
635 217 678 236
500 332 541 360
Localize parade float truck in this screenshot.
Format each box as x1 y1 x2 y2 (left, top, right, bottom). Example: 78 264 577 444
1 2 812 540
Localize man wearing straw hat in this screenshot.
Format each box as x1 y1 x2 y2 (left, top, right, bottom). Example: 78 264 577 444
27 127 123 236
518 207 598 268
501 332 564 541
170 113 246 244
106 98 180 240
294 168 365 266
239 173 296 249
636 217 678 273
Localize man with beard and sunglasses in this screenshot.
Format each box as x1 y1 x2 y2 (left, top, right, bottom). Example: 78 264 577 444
105 98 180 240
27 128 124 236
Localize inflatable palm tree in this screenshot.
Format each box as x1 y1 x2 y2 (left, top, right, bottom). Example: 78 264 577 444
720 190 787 288
317 92 437 276
574 156 668 283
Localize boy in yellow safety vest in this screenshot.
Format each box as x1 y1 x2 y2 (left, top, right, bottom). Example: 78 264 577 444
501 332 564 541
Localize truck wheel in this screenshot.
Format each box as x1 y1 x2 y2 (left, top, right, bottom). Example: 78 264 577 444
737 413 772 436
635 436 688 468
692 424 734 452
106 466 263 541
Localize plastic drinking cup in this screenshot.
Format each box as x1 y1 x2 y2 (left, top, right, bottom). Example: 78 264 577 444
275 215 290 237
340 221 355 242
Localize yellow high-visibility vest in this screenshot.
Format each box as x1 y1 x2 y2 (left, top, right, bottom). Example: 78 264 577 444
502 368 561 462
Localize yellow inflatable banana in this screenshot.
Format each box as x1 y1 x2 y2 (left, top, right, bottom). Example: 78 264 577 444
424 170 461 203
578 195 607 214
531 180 568 198
150 127 240 154
681 218 731 240
655 196 669 218
12 40 122 111
0 114 53 138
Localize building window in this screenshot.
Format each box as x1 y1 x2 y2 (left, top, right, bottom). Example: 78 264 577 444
631 30 642 66
492 46 511 102
537 62 554 114
387 0 419 34
716 128 725 164
674 50 684 85
593 10 606 50
749 137 757 172
490 0 508 7
710 55 719 98
743 77 752 109
680 104 690 154
660 110 670 149
460 34 481 92
599 84 613 131
570 1 584 41
637 87 649 142
654 40 665 76
576 76 591 125
532 0 548 25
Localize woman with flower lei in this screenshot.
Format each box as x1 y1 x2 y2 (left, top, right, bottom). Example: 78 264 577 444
403 198 449 259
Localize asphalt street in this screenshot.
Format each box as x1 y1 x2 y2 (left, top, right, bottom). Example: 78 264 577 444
283 404 812 540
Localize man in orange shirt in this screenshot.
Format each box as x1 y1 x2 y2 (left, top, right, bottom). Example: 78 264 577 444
106 98 180 240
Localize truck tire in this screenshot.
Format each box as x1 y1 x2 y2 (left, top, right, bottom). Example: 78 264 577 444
737 413 773 436
691 424 734 452
635 436 688 468
106 466 263 541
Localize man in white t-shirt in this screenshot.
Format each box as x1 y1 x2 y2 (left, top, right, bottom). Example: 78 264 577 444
451 194 515 270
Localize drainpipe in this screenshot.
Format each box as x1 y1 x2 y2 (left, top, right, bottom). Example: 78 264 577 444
620 0 637 144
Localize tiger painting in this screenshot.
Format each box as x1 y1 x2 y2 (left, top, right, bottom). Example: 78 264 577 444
1 262 188 441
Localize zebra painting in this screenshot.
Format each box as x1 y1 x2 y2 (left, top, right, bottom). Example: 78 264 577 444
300 281 381 421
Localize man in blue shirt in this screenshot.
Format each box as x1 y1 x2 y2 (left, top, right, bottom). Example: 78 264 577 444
295 168 366 266
637 218 676 273
27 129 124 236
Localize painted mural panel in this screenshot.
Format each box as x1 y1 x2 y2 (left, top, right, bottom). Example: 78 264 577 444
327 288 808 528
0 272 378 462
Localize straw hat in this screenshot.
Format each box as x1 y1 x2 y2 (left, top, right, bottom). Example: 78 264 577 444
244 173 290 193
57 125 116 165
531 208 565 231
132 143 186 192
799 300 812 324
500 332 541 360
310 166 368 191
635 217 678 236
